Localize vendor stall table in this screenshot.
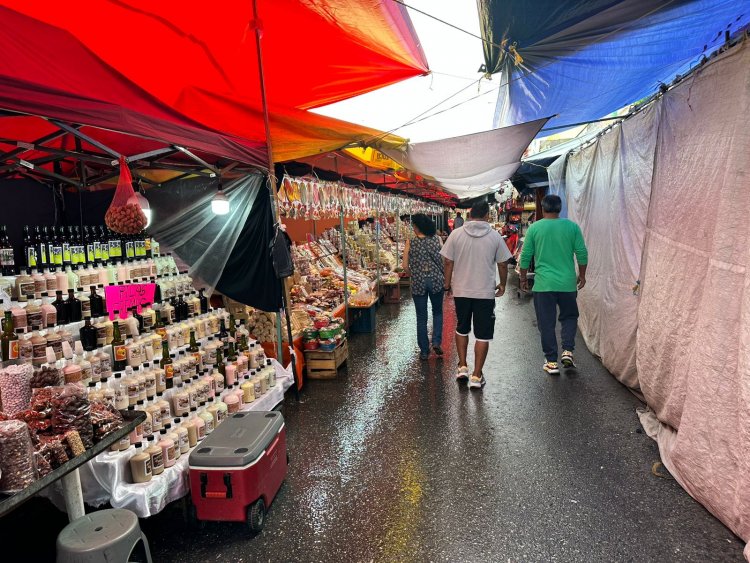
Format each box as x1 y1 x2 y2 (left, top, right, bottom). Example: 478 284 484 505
43 363 293 519
0 410 145 522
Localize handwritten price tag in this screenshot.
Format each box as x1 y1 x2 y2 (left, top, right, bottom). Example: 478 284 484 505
105 284 156 319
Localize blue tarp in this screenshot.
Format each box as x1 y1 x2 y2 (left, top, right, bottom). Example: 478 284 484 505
478 0 750 128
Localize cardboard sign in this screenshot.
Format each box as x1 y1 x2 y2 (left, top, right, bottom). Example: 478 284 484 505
105 283 156 319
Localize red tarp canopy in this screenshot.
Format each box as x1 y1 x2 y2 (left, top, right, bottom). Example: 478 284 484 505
0 1 428 166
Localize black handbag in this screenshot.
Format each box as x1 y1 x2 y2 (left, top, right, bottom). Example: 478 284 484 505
269 224 294 279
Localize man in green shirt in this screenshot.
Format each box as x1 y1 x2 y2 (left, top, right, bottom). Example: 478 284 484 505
519 195 588 374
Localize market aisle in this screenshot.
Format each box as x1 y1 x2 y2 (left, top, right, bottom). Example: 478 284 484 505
142 288 744 562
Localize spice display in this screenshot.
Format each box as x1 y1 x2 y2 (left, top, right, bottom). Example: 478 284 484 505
0 420 37 492
0 364 33 416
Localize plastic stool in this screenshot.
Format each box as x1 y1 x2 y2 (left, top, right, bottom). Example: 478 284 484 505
56 508 152 563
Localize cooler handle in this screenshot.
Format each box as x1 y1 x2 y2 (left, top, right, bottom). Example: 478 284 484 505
199 472 233 499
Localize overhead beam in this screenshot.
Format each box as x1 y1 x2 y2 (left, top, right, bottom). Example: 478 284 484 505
50 120 122 159
174 145 218 176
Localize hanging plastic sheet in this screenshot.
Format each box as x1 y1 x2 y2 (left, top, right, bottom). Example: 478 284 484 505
478 0 750 128
382 117 548 198
147 174 263 297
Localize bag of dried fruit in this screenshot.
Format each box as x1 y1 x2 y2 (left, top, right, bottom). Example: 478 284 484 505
104 157 148 234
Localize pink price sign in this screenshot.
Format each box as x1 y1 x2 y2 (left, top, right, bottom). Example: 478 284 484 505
105 284 156 319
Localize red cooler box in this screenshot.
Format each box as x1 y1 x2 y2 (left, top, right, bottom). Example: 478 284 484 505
189 411 287 532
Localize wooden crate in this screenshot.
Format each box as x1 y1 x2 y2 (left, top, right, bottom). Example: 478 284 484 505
304 340 348 379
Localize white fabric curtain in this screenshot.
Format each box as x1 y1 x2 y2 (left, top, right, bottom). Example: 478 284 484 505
551 41 750 558
564 102 659 390
546 154 568 219
635 42 750 557
148 173 264 294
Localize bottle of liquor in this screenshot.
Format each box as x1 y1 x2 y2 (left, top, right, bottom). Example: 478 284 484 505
125 233 136 260
65 288 83 322
89 286 105 317
51 226 63 268
198 288 208 315
216 347 226 385
1 310 19 361
219 319 229 350
160 341 174 389
66 226 76 265
44 226 55 270
176 294 188 321
187 329 200 369
85 226 96 265
52 290 67 325
99 226 110 262
79 317 98 351
0 225 16 276
23 226 37 269
92 226 102 263
131 306 144 335
226 341 237 363
112 312 127 371
35 226 48 268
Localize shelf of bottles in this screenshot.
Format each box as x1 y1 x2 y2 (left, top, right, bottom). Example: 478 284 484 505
0 225 284 489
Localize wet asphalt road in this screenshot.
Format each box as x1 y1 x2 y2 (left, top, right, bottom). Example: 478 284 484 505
1 287 744 562
141 287 743 562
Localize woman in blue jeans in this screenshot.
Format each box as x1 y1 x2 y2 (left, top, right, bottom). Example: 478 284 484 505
403 214 444 360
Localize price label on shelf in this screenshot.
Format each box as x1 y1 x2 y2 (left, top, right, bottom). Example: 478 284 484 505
105 283 156 319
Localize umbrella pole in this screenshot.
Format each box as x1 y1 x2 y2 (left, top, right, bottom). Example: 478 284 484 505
253 0 300 400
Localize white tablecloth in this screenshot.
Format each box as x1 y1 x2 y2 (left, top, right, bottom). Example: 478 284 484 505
44 361 293 518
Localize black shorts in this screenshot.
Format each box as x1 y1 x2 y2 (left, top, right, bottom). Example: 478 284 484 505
454 297 496 341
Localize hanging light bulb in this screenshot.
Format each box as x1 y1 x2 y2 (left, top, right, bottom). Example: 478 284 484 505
134 180 152 228
211 183 230 215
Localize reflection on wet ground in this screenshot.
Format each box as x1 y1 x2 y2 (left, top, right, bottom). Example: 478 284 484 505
8 288 739 562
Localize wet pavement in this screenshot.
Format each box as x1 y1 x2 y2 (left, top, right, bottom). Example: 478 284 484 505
2 286 745 561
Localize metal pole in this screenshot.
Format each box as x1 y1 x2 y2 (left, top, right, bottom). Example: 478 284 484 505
340 206 348 326
253 0 299 398
376 208 381 301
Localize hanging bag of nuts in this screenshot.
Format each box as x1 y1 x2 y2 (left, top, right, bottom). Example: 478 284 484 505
104 157 148 235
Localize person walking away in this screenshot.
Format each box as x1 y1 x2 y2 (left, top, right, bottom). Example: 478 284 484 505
441 201 512 389
403 214 445 360
519 194 588 375
453 211 464 230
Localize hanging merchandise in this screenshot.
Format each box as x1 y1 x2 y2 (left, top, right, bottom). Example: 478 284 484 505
105 157 149 235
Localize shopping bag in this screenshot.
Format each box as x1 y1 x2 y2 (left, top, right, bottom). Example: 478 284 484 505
104 157 148 234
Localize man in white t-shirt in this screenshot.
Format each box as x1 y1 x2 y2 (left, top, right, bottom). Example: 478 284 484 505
440 201 512 389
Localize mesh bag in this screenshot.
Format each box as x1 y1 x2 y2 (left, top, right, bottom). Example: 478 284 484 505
105 157 148 234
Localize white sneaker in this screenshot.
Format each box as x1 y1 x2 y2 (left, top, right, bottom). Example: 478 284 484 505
468 374 486 389
561 351 576 368
543 361 560 375
455 365 470 381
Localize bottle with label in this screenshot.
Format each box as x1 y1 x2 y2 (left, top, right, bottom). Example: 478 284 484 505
44 269 57 293
129 442 152 483
158 428 176 468
11 303 27 332
198 288 208 315
89 350 102 383
162 342 175 387
78 289 91 319
87 286 104 317
0 225 15 276
219 319 229 350
112 312 127 371
23 226 37 270
14 270 34 303
145 436 164 476
35 226 48 269
173 418 189 455
184 409 198 447
51 226 63 267
30 327 47 366
74 341 93 386
40 295 57 328
25 299 43 331
1 310 19 361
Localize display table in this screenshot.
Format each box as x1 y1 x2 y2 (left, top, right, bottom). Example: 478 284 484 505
0 410 144 522
43 362 293 518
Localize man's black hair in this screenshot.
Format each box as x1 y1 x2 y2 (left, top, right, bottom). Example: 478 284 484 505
411 213 436 236
542 194 562 214
469 201 490 219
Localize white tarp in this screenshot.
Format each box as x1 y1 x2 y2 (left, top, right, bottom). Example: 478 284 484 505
383 117 548 198
563 102 659 390
551 40 750 558
636 41 750 558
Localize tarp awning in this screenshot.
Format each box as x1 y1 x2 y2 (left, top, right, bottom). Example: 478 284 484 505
478 0 750 128
382 117 548 199
0 1 427 166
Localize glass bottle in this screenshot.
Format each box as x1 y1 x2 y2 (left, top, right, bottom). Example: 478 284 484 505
0 225 15 276
65 288 82 322
80 317 98 351
160 341 174 389
112 312 127 371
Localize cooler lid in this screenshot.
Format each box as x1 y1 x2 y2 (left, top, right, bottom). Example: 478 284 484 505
188 411 284 468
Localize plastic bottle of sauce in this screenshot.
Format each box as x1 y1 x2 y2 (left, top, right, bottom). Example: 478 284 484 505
158 428 176 468
145 436 164 476
173 418 189 455
185 409 198 447
40 294 57 327
166 425 181 460
129 442 152 483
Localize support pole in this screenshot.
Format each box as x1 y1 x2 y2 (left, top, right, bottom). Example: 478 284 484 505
340 206 349 327
253 0 299 399
61 469 85 522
